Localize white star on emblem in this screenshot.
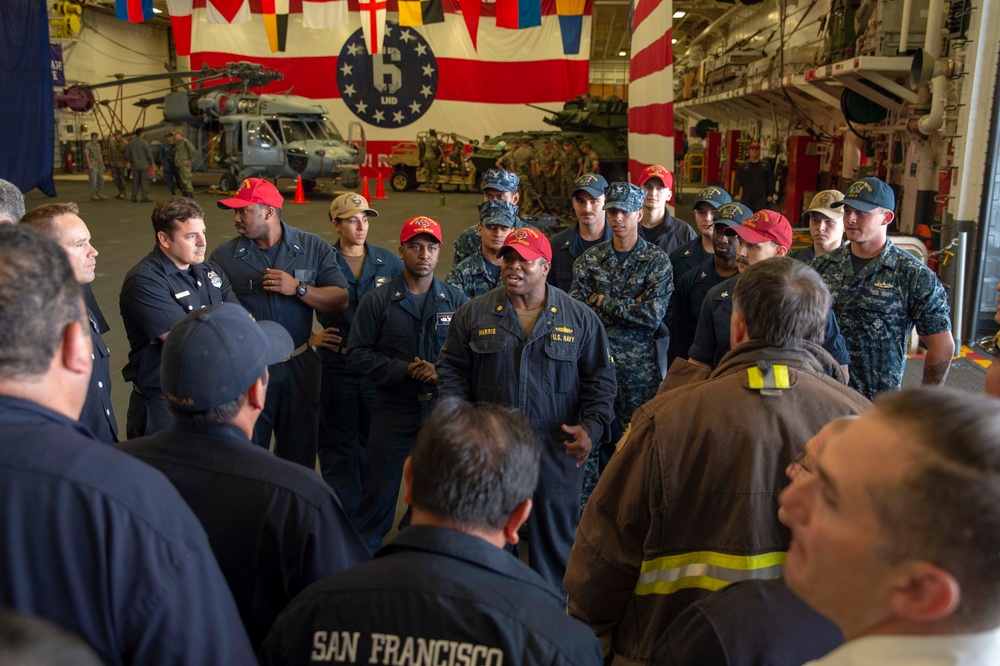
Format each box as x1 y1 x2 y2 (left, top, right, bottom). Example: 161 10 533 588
343 84 356 98
399 29 415 43
422 63 435 77
385 24 393 35
347 42 363 56
408 101 421 113
340 63 353 76
373 109 385 122
393 110 405 123
420 85 433 98
414 43 427 56
355 101 368 114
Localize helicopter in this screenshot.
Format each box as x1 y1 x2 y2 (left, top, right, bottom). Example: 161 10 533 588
56 61 365 191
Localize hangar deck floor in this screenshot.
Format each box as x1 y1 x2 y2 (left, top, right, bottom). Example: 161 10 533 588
23 175 986 427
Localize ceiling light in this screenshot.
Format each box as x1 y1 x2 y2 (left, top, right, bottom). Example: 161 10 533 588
618 50 627 56
673 10 686 18
152 6 163 12
671 38 677 44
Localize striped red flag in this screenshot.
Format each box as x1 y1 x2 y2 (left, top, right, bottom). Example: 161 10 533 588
185 0 591 153
166 0 193 55
628 0 674 191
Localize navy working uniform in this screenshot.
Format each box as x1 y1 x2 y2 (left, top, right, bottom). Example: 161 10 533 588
437 285 617 591
452 216 537 268
446 199 519 299
259 526 603 666
120 246 234 438
118 421 371 649
688 274 851 371
570 235 673 426
317 241 402 516
0 396 255 665
812 237 952 399
347 274 468 551
210 221 349 466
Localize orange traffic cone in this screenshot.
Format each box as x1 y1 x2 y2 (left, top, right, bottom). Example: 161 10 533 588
374 171 388 199
361 176 371 200
292 175 309 204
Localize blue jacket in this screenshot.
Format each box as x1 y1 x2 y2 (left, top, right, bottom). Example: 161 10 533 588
547 222 613 292
348 275 468 403
260 525 603 665
0 396 254 665
317 241 402 373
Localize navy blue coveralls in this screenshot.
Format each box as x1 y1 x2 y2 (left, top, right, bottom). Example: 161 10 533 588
316 241 402 516
0 396 254 665
120 246 235 438
117 421 371 649
688 274 851 369
437 285 617 592
259 526 603 666
347 275 468 552
210 221 349 468
547 221 613 291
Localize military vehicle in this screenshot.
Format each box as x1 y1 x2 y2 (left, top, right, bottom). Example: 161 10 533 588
57 62 365 190
388 131 479 192
467 95 630 189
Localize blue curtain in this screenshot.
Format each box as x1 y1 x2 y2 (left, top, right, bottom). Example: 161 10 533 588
0 0 56 196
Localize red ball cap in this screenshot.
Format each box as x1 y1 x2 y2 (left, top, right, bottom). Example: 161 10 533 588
217 178 285 209
730 209 792 249
638 164 674 189
400 216 443 243
498 227 552 262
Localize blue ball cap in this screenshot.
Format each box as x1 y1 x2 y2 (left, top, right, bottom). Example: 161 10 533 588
161 303 294 412
602 182 645 213
832 177 895 212
478 199 519 228
480 168 519 193
713 202 754 227
692 186 732 210
572 173 608 198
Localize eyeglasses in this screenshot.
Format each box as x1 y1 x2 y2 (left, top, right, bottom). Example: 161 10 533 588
790 449 813 474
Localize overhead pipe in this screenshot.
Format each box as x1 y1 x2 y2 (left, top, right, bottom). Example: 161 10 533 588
917 0 947 134
689 5 744 48
900 0 912 53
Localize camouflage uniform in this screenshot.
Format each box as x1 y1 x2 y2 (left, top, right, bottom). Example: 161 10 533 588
452 218 538 267
569 236 674 425
443 143 465 179
581 146 600 174
812 238 952 399
110 136 129 198
173 135 197 197
512 142 540 215
84 139 105 198
422 134 442 190
535 142 558 199
559 144 584 196
445 252 503 299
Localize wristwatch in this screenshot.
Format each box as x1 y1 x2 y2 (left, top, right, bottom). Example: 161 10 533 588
294 281 308 298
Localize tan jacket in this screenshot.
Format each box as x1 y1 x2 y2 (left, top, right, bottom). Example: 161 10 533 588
565 340 870 665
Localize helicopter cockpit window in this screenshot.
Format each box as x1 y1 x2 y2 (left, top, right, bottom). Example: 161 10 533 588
316 120 344 142
280 120 313 143
247 121 278 149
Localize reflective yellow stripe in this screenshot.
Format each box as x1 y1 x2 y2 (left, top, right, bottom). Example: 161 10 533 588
634 551 786 596
747 364 790 390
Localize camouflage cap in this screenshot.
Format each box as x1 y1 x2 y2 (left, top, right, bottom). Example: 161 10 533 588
692 186 732 211
520 134 532 142
478 199 518 228
480 168 519 193
713 202 754 227
602 182 645 213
